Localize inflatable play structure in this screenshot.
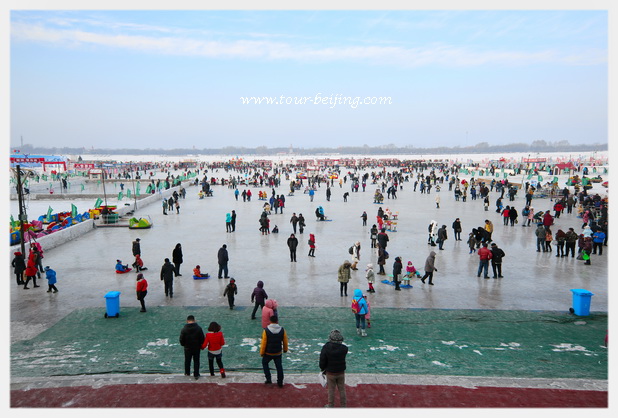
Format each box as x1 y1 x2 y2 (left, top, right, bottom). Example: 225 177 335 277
129 217 152 229
9 198 117 245
10 209 92 245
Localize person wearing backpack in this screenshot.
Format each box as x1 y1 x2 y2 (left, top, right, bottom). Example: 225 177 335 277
351 289 369 337
522 206 530 227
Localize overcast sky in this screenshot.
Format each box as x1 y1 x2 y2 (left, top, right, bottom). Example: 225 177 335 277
9 8 608 150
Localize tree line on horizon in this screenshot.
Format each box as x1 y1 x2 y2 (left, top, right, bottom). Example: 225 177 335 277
11 140 607 156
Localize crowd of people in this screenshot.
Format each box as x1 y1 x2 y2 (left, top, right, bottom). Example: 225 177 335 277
11 156 608 406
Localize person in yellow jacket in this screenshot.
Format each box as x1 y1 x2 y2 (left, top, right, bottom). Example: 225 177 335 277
260 315 288 387
484 219 494 242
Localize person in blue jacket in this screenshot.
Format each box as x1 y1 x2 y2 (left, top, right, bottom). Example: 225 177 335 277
352 289 369 337
225 212 232 233
592 229 606 255
115 259 130 272
44 266 58 293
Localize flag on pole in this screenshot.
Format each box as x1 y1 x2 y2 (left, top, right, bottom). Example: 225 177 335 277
136 182 141 196
81 184 85 192
71 204 77 218
46 206 53 222
538 175 543 181
118 192 123 201
94 198 103 208
127 189 131 198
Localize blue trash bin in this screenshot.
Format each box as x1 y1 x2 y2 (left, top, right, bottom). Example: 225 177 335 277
570 289 593 316
104 291 121 318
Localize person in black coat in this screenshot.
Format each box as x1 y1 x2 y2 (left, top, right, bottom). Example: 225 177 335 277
132 238 141 257
452 218 462 241
179 315 205 379
287 234 299 262
437 225 448 250
12 251 26 285
376 229 389 249
477 226 491 244
377 244 387 275
319 329 348 408
172 243 183 277
160 258 175 297
392 256 403 290
490 243 506 278
508 207 518 226
217 244 230 279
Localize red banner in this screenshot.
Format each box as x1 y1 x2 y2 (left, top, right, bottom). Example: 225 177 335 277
11 157 45 163
523 158 547 163
73 163 95 169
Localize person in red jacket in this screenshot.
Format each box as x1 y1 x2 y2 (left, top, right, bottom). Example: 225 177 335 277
23 255 40 289
553 201 564 219
136 273 148 312
543 211 554 227
477 242 493 279
308 233 316 257
201 322 226 378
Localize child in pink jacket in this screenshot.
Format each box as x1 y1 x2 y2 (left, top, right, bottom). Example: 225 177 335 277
262 299 279 329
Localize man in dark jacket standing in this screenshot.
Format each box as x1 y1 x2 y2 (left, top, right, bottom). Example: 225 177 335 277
290 213 299 234
490 243 506 278
287 234 299 262
565 228 578 257
217 244 229 279
172 243 183 277
319 329 348 408
392 256 403 291
436 225 448 250
179 315 205 380
376 228 389 249
452 218 462 241
230 210 237 232
260 315 288 387
160 258 175 297
132 238 141 257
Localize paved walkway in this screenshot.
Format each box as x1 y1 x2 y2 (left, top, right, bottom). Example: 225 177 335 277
10 375 608 407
